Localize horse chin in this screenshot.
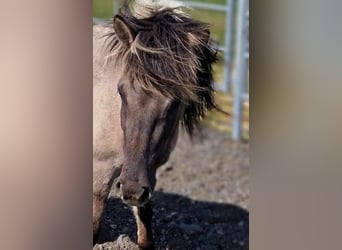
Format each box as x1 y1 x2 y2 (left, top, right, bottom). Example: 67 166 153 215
120 194 153 207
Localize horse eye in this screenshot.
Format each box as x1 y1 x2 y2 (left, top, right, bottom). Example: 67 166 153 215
117 86 122 95
117 82 124 95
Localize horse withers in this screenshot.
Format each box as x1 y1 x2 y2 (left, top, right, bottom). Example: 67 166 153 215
93 1 218 249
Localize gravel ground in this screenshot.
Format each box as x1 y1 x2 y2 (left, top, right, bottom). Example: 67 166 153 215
94 125 249 250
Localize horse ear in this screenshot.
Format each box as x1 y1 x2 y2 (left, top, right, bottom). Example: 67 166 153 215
113 15 136 47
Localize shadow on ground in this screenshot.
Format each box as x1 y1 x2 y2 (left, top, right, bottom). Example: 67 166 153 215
96 192 249 250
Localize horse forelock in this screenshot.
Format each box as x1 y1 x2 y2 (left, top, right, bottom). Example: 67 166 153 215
105 0 218 135
133 0 186 18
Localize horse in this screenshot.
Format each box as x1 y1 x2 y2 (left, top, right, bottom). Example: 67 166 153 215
93 1 218 249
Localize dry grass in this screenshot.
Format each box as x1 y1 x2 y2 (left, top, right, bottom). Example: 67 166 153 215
201 91 249 140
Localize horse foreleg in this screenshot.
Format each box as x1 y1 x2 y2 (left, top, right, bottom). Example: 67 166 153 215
93 162 121 245
93 193 109 244
133 202 155 250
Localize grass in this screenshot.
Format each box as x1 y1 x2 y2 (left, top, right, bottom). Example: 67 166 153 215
93 0 248 140
202 92 249 141
93 0 113 19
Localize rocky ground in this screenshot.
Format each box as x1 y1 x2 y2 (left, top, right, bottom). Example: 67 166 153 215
94 125 249 250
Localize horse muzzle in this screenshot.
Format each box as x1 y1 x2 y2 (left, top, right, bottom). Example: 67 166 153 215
116 179 152 206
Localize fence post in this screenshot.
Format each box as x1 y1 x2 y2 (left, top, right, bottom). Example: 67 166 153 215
232 0 248 140
223 0 235 93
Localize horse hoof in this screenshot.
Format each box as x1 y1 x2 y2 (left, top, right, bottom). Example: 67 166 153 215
138 242 155 250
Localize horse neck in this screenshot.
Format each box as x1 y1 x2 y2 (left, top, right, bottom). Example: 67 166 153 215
93 25 124 166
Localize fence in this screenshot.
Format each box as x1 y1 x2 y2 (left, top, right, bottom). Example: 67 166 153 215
94 0 249 140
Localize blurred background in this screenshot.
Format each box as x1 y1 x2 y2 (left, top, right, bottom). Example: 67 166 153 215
3 1 342 250
93 0 249 141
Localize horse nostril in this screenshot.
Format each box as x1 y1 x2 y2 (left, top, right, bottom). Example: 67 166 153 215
115 180 121 189
139 187 151 203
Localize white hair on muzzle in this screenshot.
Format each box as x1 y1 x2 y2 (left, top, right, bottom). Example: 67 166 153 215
133 0 188 18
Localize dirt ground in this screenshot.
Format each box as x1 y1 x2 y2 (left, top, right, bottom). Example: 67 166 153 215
94 125 249 250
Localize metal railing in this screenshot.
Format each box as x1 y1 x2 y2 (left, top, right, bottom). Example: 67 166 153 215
231 0 249 140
